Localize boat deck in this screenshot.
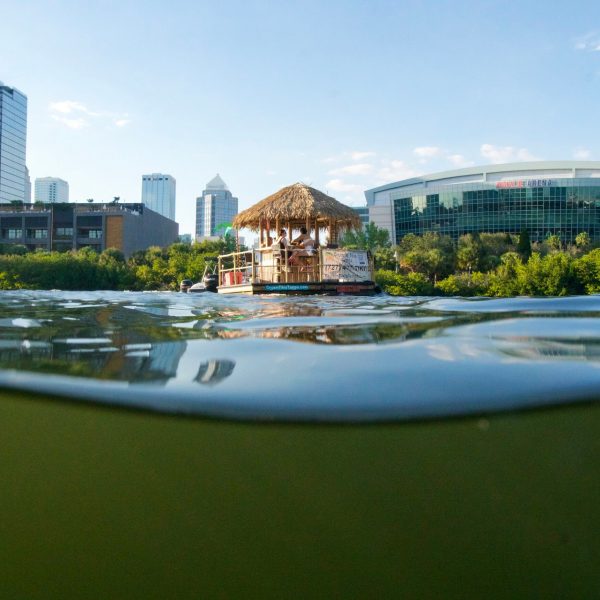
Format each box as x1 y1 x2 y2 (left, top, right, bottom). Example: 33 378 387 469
217 248 378 295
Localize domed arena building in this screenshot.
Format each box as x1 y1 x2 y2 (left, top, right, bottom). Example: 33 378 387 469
365 161 600 244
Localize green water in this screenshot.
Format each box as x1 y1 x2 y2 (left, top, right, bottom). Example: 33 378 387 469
1 390 598 599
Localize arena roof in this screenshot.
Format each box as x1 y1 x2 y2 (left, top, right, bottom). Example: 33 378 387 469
365 161 600 206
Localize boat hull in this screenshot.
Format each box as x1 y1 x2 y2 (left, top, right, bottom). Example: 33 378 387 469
218 281 380 295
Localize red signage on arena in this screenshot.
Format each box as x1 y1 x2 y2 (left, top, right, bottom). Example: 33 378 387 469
496 179 555 189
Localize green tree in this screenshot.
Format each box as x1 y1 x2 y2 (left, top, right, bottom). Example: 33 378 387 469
396 232 455 282
575 232 591 252
546 234 562 252
375 270 433 296
373 247 396 270
517 229 532 262
456 233 484 273
340 223 391 251
574 248 600 293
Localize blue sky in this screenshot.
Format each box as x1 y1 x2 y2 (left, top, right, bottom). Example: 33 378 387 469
2 0 600 235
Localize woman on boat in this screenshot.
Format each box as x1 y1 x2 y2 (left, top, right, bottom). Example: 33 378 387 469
289 227 315 264
274 229 290 249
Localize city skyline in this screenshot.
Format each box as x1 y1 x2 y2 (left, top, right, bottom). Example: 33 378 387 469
2 1 600 235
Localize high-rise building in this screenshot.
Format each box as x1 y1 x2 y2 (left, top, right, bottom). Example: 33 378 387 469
24 166 31 203
0 82 27 203
35 177 69 203
141 173 176 220
195 174 238 238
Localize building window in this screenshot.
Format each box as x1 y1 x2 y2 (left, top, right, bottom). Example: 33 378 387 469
1 228 23 239
87 229 103 239
55 227 74 236
26 229 48 239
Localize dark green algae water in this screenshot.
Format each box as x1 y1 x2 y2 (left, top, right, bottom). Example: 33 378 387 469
1 291 599 598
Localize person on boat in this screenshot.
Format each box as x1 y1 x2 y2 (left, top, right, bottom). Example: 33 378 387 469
289 227 315 264
274 229 290 250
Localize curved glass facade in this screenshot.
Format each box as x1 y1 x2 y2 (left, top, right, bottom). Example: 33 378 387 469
393 179 600 243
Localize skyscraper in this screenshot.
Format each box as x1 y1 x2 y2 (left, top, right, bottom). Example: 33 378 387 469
141 173 176 220
195 174 238 238
35 177 69 203
0 82 27 203
24 166 31 203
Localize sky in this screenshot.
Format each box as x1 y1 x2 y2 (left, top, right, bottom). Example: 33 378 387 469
2 0 600 236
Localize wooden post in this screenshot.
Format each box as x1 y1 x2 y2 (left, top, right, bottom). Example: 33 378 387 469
259 219 264 247
315 221 320 246
275 217 280 240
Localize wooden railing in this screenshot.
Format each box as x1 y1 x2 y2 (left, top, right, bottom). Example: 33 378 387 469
218 248 374 287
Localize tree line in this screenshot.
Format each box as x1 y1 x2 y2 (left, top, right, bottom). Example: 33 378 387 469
0 227 599 296
0 238 235 291
340 224 600 296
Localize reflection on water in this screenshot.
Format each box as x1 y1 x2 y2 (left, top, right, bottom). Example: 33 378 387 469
0 290 600 421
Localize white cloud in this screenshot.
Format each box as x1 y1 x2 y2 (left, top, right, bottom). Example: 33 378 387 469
325 179 363 193
51 115 89 129
50 100 100 117
376 160 419 184
447 154 474 168
574 148 591 159
265 169 277 175
350 151 376 161
575 32 600 51
480 143 540 164
413 146 442 159
328 163 374 176
49 100 129 129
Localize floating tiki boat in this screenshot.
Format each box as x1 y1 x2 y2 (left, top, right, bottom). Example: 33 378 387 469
219 183 378 295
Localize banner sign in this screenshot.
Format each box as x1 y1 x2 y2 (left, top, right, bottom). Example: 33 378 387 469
496 179 555 189
321 250 371 282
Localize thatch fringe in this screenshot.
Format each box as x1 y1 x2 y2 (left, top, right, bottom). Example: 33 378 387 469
232 183 362 230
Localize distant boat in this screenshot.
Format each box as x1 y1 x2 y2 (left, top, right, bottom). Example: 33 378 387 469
217 183 379 296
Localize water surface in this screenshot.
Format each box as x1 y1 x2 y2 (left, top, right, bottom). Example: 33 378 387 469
1 290 600 421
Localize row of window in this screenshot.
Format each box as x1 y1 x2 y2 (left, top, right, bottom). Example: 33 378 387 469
393 186 600 243
0 228 102 239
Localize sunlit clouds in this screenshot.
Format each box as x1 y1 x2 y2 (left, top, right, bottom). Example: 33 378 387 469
575 32 600 51
480 144 539 164
49 100 130 129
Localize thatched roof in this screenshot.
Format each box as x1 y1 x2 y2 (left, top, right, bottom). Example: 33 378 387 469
232 183 362 231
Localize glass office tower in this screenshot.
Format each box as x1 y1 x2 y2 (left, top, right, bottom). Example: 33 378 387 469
0 82 27 203
141 173 176 220
195 174 238 238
